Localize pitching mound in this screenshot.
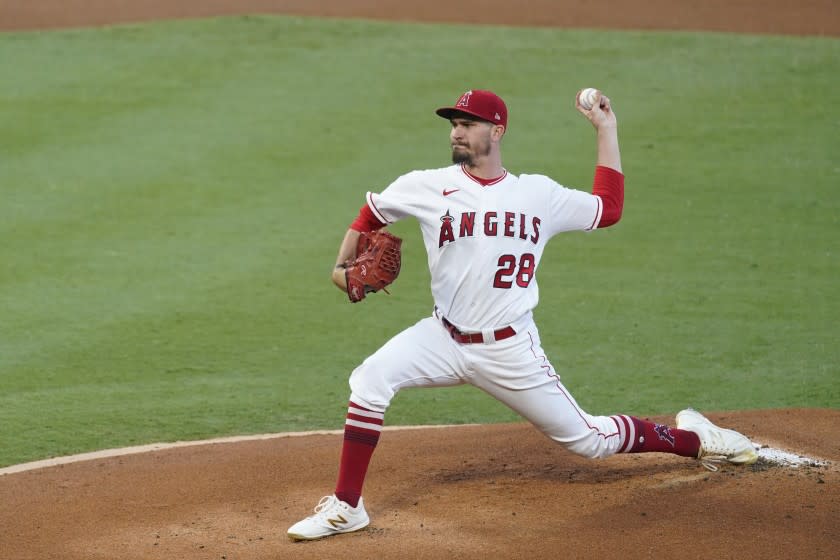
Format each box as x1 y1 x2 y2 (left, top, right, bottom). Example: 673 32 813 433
1 409 838 559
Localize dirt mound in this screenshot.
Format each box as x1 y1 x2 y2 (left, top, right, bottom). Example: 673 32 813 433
1 410 837 559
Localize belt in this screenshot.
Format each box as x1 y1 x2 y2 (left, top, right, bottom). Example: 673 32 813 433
438 313 516 344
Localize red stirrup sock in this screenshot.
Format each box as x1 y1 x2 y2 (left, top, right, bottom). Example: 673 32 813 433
334 401 384 507
612 415 701 457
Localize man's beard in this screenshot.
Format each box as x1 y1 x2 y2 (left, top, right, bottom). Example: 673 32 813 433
450 140 490 165
451 146 471 165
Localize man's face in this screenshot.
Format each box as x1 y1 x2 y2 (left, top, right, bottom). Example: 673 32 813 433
449 117 493 165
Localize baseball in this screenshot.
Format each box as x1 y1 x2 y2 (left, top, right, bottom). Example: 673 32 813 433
579 88 599 110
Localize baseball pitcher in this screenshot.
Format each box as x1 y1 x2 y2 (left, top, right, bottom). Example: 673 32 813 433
287 88 758 541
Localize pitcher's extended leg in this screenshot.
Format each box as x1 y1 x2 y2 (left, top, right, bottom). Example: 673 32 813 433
466 328 701 459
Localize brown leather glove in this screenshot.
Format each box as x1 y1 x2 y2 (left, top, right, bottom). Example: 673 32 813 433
344 230 402 302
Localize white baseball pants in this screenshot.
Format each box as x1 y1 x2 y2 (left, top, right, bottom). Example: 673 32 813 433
348 313 627 459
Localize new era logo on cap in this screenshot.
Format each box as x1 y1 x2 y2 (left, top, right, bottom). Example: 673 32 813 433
436 89 508 128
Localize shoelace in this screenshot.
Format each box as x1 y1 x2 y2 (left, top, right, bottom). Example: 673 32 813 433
700 432 745 471
700 445 759 471
310 495 340 519
700 456 725 472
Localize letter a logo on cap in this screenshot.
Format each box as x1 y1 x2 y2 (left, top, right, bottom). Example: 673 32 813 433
456 90 472 108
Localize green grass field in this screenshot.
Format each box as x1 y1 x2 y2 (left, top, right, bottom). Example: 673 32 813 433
1 16 838 468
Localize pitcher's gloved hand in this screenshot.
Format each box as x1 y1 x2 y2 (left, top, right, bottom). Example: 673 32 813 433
344 230 402 303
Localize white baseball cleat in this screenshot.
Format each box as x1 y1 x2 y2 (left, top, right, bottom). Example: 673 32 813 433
676 408 759 471
287 495 370 541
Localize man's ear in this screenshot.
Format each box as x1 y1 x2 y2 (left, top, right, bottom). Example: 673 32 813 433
492 124 506 141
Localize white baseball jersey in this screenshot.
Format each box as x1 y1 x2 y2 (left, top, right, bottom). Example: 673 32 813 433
366 163 603 332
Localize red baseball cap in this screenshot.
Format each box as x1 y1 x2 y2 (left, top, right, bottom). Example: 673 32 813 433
436 89 508 128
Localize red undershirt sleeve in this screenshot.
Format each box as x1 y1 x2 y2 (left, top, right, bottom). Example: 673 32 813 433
350 203 387 232
592 166 624 228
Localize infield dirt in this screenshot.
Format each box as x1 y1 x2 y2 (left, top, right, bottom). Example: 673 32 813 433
1 2 837 559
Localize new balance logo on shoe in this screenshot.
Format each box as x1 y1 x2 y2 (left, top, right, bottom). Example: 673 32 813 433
327 514 348 528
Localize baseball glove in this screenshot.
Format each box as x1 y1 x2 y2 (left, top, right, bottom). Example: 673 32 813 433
344 230 402 303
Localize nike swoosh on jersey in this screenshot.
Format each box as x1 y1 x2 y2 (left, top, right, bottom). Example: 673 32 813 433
443 188 460 196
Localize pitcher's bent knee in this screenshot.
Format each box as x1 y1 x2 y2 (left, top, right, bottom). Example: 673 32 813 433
348 361 394 413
